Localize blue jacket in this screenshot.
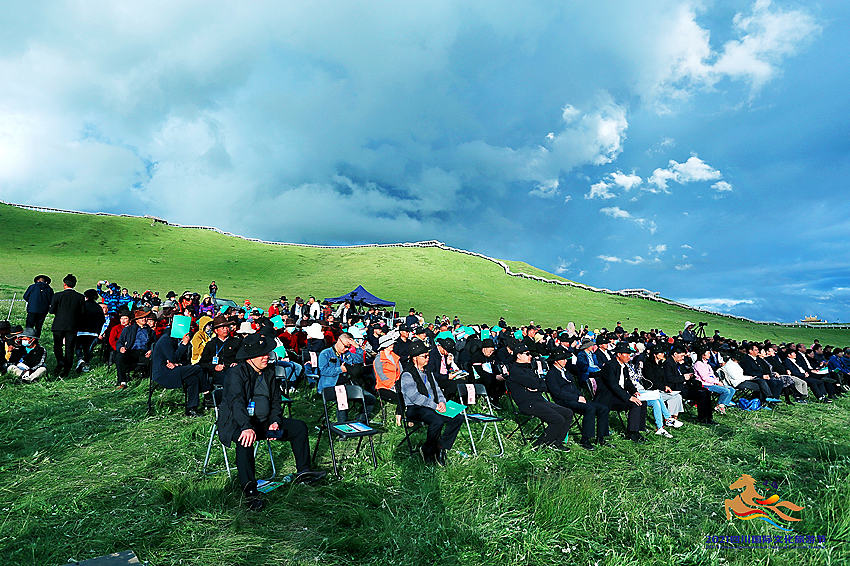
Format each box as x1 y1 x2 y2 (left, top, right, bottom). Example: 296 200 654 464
23 281 54 314
316 345 363 392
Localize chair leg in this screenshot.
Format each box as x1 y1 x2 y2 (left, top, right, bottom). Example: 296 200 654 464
463 413 478 456
328 432 340 478
311 425 324 468
486 398 505 457
368 436 378 469
262 440 276 482
203 423 217 474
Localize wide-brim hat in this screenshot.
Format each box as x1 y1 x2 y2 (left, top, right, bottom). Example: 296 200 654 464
408 340 430 358
306 323 325 340
378 330 399 350
237 322 256 335
548 349 570 362
480 338 495 349
34 275 51 284
235 333 275 360
20 327 39 339
579 337 595 350
212 315 230 329
612 342 634 354
513 343 530 355
133 309 151 320
436 338 456 354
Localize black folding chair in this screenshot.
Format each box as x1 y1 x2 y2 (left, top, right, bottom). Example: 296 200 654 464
394 382 426 457
202 387 277 482
312 384 384 477
455 382 504 456
503 381 544 445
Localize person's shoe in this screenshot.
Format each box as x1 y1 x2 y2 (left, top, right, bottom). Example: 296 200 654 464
701 419 719 426
419 445 435 463
579 440 595 450
242 482 265 511
435 449 447 467
548 442 570 452
76 359 85 371
795 398 808 404
202 395 214 409
294 470 328 484
655 428 673 438
629 432 647 443
116 382 128 390
669 419 684 429
596 437 608 447
184 407 203 418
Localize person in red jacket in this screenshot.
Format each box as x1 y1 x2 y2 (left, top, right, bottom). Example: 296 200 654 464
108 312 131 358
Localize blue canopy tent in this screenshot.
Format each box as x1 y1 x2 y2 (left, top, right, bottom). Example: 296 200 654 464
323 285 397 319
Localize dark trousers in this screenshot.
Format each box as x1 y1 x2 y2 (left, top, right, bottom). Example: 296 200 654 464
560 399 610 442
406 405 464 455
53 330 76 376
473 373 506 402
377 387 402 416
26 312 47 337
609 400 647 432
74 335 98 366
680 387 713 421
160 365 206 409
231 418 311 488
519 401 574 446
803 377 827 399
738 378 771 401
116 349 148 384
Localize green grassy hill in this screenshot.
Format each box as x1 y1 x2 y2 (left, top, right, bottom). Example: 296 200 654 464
1 203 847 344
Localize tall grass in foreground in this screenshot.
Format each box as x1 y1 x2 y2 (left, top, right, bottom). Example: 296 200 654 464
0 343 847 565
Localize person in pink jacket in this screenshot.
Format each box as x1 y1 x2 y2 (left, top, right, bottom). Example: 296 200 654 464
694 348 736 413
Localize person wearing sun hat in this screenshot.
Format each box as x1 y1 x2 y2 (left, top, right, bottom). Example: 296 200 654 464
115 309 155 388
218 332 326 510
399 339 465 465
545 349 610 449
595 342 648 442
6 328 47 383
198 315 242 386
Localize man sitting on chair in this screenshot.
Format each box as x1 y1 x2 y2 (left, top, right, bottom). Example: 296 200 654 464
218 333 326 511
115 310 155 389
507 342 573 451
399 340 464 465
199 315 242 386
151 326 211 417
594 342 648 443
545 349 610 449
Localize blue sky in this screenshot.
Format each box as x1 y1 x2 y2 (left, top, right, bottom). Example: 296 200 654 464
1 1 847 322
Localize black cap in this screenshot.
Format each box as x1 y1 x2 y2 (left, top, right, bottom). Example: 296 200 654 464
514 343 530 355
436 338 456 354
612 342 634 354
481 338 495 349
548 350 570 362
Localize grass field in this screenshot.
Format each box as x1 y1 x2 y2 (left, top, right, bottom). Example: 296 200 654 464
1 203 849 565
1 328 848 565
1 203 849 345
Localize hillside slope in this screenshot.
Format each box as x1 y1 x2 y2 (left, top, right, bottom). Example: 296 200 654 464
1 203 846 343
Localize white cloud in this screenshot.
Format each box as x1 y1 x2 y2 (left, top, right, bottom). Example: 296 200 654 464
679 297 755 309
599 206 656 233
681 243 693 249
711 180 733 192
600 206 631 219
598 255 622 263
674 263 693 271
649 244 667 253
645 0 819 108
563 195 572 204
647 155 723 192
529 178 560 198
609 171 642 191
624 256 645 265
586 181 615 200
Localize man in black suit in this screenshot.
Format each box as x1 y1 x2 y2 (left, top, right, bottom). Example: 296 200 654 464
151 328 209 417
740 343 784 401
783 348 831 401
594 342 647 442
544 350 609 449
48 274 85 377
506 343 573 451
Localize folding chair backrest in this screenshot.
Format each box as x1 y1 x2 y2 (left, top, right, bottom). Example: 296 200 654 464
455 382 489 406
321 384 368 419
273 364 287 380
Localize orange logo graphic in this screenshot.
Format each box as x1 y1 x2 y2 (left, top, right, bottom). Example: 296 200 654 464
724 474 804 532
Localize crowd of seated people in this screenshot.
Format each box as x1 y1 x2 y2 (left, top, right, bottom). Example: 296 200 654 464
3 273 850 510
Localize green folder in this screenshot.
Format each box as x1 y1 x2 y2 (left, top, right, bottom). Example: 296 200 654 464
273 345 288 359
481 329 491 340
271 315 285 329
437 400 466 419
170 315 191 339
